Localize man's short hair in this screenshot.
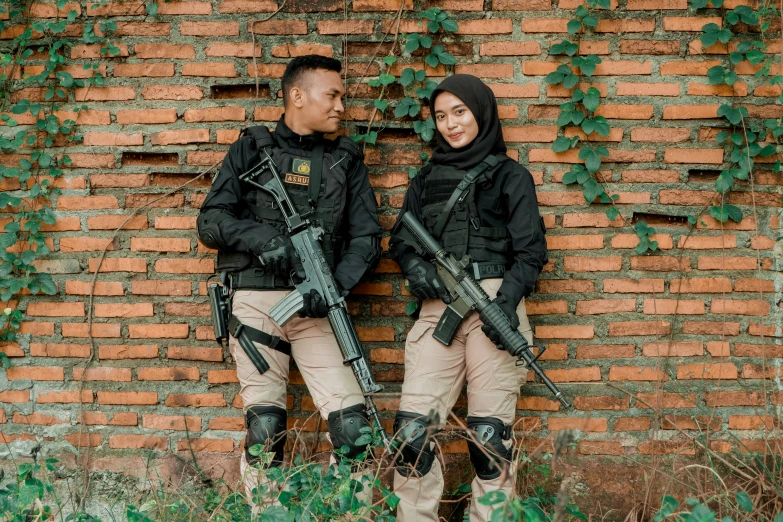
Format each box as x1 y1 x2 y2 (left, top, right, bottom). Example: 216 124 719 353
281 55 342 106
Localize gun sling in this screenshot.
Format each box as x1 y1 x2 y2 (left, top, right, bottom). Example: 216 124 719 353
228 316 292 356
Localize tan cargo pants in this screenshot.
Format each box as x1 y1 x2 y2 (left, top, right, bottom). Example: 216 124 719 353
394 278 531 522
229 290 367 511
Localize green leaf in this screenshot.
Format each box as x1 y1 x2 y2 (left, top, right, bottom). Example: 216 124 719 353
567 19 582 34
400 67 415 87
686 504 716 522
383 55 396 66
405 301 418 316
691 0 708 7
583 87 600 112
414 69 427 82
0 352 11 369
404 34 421 54
379 73 395 86
772 513 783 522
562 169 579 185
146 1 158 15
438 51 456 65
373 99 388 112
582 15 598 27
545 71 565 85
552 136 574 152
735 491 752 512
427 20 440 33
259 505 289 522
605 206 619 221
441 19 458 32
425 53 439 68
715 171 734 193
420 36 433 49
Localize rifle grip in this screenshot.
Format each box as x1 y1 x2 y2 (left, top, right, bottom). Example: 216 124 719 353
433 305 462 346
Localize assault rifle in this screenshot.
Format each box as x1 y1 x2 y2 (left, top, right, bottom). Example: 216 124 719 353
400 212 571 408
238 152 393 450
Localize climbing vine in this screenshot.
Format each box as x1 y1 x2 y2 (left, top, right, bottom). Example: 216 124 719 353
0 0 118 342
353 7 458 179
692 0 780 223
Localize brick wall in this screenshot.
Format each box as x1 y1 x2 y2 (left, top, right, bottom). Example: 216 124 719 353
1 0 781 504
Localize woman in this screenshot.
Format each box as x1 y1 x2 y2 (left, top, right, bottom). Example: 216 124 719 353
389 74 548 521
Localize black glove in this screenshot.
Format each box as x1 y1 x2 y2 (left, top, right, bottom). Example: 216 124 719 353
258 235 303 279
401 255 451 304
299 289 329 318
481 294 520 350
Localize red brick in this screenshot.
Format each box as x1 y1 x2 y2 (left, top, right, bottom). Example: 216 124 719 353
64 433 101 448
94 303 153 318
176 438 234 452
537 280 595 293
151 129 210 146
132 280 191 296
609 321 670 336
182 62 237 77
682 321 740 336
36 390 92 404
670 278 732 293
615 417 651 431
89 258 147 273
630 128 689 142
97 391 158 405
705 391 765 407
167 346 223 362
621 39 680 55
542 367 601 382
128 324 189 339
676 235 736 249
574 396 630 410
142 414 201 431
183 107 245 122
158 1 211 13
728 415 778 430
455 19 513 34
677 363 738 380
7 366 64 381
711 299 770 316
535 325 594 339
154 258 214 274
138 366 199 381
697 256 760 270
664 148 724 164
595 19 655 32
576 344 635 359
99 344 158 359
563 256 622 272
115 108 177 125
142 85 204 100
454 63 514 78
110 435 167 450
27 302 84 317
60 237 116 252
64 281 124 296
604 279 665 293
734 343 783 358
636 392 697 409
662 104 721 119
549 417 607 432
663 16 722 31
642 342 703 357
643 299 704 314
135 44 195 59
249 19 307 34
546 235 603 250
180 21 238 36
575 299 635 315
13 412 68 425
114 63 174 77
130 237 191 253
86 214 148 230
480 41 541 56
735 278 774 292
0 390 31 403
30 343 90 357
165 393 226 407
609 366 668 381
73 367 131 381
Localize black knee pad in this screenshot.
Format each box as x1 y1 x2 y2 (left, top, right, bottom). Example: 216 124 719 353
393 411 438 477
327 403 372 461
466 416 513 480
245 405 287 467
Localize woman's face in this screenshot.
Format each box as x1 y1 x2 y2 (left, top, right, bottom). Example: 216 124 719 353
433 91 479 150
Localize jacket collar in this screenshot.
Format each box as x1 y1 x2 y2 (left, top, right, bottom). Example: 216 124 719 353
274 115 325 150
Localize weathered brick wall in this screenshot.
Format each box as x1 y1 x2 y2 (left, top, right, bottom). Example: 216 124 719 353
1 0 781 507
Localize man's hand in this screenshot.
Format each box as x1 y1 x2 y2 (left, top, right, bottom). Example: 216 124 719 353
299 289 329 318
258 235 303 278
481 294 520 350
401 255 452 304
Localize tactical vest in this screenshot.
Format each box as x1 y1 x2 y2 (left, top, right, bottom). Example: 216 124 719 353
420 158 512 267
216 126 361 287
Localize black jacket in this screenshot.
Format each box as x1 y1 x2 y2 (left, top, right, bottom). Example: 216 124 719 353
389 159 548 305
197 118 382 291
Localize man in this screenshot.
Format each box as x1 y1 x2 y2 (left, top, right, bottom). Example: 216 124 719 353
196 55 382 508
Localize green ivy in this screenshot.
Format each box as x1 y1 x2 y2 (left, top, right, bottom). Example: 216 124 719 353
0 0 118 341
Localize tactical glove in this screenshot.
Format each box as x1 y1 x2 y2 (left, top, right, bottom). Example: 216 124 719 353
401 254 452 304
481 294 520 351
258 235 304 279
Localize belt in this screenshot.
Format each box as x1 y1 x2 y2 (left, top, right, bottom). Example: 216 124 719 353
471 262 506 280
228 316 291 356
229 269 294 291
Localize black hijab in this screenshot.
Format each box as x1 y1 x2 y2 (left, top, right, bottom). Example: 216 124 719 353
429 74 507 171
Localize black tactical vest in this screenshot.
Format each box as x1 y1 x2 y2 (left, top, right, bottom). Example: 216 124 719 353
216 126 361 281
420 159 511 265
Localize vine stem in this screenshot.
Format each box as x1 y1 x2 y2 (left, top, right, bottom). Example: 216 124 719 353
250 0 286 99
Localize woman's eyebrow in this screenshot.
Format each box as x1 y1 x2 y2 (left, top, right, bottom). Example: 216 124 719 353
434 103 466 114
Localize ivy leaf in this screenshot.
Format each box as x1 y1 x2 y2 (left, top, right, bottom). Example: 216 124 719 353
399 68 415 87
427 20 440 33
379 73 395 86
441 19 458 32
405 301 418 316
404 34 421 54
438 51 456 65
552 136 574 152
579 147 601 173
146 1 158 15
373 99 388 112
582 15 598 27
605 206 619 221
562 168 579 184
414 69 427 82
420 35 433 49
583 87 600 112
691 0 708 7
567 19 582 34
715 170 734 193
259 506 289 522
424 53 439 68
582 178 604 202
364 131 377 144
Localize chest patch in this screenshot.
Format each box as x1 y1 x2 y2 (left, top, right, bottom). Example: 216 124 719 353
284 158 311 186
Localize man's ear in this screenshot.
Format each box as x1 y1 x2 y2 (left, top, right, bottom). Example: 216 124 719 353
289 85 305 109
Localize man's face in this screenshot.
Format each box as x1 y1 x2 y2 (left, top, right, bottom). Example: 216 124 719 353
295 69 345 134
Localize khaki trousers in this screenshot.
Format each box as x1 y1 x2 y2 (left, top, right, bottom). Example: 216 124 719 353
394 278 531 522
229 290 366 510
